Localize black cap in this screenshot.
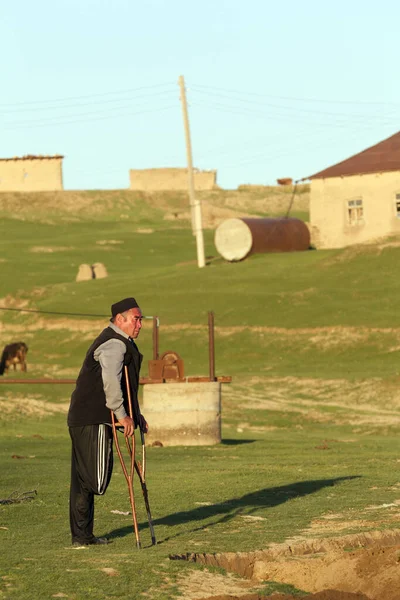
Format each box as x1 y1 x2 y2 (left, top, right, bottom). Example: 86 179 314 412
111 297 139 318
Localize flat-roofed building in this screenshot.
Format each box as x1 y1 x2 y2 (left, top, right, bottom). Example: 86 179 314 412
0 154 64 191
129 167 217 191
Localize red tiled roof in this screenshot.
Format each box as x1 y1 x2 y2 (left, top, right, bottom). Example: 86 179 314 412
0 154 64 162
306 131 400 180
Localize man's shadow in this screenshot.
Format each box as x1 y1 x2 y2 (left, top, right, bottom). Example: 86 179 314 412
108 475 359 544
220 439 256 446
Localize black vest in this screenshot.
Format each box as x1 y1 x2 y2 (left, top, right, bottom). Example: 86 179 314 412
67 327 143 427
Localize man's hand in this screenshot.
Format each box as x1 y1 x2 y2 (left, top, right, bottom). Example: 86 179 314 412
138 414 148 433
118 415 135 437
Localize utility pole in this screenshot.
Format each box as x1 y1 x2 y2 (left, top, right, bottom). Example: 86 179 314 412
178 75 205 269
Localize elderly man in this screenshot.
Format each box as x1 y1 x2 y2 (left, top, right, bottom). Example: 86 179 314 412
68 297 148 546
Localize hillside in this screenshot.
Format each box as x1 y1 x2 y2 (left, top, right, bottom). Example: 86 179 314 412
2 186 400 600
0 185 399 384
0 184 310 228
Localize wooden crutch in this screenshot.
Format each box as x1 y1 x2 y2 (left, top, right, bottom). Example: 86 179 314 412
111 366 156 548
134 431 156 546
124 365 156 546
111 392 141 549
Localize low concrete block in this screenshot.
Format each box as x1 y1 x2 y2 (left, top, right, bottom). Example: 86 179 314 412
142 382 221 446
92 262 108 279
76 263 93 282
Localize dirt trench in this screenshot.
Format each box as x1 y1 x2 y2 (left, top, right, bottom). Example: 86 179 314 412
197 593 370 600
173 529 400 600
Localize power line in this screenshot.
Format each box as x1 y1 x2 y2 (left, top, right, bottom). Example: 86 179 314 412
194 125 319 163
192 116 367 164
0 82 176 109
2 104 177 130
189 101 398 138
188 96 398 125
0 89 177 116
216 122 392 171
189 82 400 107
194 120 396 167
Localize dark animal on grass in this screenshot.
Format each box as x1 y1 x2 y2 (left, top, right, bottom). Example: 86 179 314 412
0 342 28 375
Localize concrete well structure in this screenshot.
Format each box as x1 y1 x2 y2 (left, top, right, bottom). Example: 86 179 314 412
142 381 221 446
0 154 64 191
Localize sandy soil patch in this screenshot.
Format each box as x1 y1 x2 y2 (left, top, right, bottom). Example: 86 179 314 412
148 322 400 346
0 317 108 334
299 516 383 537
1 314 400 346
0 295 30 309
94 240 124 250
29 363 77 377
3 319 400 346
29 246 73 253
176 569 259 600
226 376 400 426
96 240 123 245
0 395 69 417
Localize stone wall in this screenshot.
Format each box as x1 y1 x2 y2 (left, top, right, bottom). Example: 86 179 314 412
0 156 63 191
129 168 217 191
310 171 400 248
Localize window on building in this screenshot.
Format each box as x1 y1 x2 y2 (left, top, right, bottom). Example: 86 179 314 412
396 194 400 218
347 199 364 225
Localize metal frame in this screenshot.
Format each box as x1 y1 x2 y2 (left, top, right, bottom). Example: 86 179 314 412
0 311 232 386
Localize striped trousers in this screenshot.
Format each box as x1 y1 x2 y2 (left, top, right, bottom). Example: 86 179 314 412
69 424 113 544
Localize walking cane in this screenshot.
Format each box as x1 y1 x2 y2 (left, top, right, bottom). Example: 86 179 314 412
111 366 156 548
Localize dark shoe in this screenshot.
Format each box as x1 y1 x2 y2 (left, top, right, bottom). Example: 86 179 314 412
72 536 111 546
90 537 111 545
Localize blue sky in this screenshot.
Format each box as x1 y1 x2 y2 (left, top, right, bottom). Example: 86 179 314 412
2 0 400 190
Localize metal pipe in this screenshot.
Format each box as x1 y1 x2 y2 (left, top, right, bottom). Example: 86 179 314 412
134 459 156 546
152 316 159 360
208 311 215 381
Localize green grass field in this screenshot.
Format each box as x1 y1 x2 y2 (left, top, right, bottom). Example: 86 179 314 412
1 189 400 599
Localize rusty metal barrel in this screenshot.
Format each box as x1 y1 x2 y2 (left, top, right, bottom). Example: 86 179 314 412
214 217 310 261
